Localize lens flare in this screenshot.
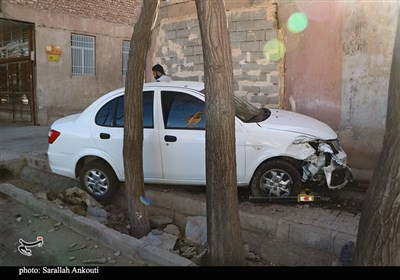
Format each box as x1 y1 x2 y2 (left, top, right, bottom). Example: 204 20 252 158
139 195 151 206
263 39 285 62
287 12 308 33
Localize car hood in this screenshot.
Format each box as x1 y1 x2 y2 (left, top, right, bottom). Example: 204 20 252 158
257 109 337 140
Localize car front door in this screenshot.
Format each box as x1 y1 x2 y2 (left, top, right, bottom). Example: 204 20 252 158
159 90 206 182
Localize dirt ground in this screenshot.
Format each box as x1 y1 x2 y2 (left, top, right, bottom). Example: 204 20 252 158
1 176 365 266
0 192 145 267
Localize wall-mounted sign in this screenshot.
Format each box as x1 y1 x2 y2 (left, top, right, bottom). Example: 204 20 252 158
46 45 62 55
47 55 60 61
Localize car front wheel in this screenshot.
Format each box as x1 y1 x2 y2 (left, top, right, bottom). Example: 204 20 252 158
250 159 301 197
79 159 119 201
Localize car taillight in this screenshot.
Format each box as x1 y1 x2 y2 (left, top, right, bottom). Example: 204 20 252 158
48 129 61 144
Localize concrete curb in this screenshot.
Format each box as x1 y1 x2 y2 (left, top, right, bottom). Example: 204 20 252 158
145 188 360 256
0 183 194 266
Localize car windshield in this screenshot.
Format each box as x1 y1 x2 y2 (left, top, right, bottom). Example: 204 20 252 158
234 96 270 123
200 89 270 123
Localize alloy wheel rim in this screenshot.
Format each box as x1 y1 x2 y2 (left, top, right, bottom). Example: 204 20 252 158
84 169 109 195
260 169 292 197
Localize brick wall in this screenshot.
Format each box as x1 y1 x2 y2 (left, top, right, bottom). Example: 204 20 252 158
5 0 140 25
154 4 281 108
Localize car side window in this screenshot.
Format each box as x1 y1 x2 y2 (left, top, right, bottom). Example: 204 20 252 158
95 98 116 127
95 91 154 128
161 91 205 130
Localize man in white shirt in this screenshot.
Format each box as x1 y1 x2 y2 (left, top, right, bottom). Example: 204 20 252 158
152 64 172 82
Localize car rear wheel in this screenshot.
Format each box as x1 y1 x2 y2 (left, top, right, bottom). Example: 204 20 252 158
79 159 119 201
250 159 301 197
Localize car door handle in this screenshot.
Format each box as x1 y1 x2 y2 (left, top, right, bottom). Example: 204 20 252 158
100 133 110 139
164 135 177 142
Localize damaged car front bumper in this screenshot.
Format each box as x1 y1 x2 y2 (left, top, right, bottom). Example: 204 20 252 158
301 140 353 189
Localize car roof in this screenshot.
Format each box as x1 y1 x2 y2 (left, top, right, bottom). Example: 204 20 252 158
144 81 205 91
99 81 205 103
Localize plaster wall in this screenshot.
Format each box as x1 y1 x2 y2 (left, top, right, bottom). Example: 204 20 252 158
278 1 399 178
2 1 134 125
339 2 399 172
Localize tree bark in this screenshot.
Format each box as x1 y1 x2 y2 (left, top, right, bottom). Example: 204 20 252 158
195 0 245 266
354 12 400 265
124 0 159 238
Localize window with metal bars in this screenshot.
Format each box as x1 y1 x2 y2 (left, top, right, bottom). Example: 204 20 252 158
71 34 95 75
122 40 130 76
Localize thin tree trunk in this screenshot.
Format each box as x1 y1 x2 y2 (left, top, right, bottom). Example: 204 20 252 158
195 0 245 266
355 12 400 265
124 0 159 238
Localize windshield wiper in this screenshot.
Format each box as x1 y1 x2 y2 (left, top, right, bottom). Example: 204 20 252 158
245 108 270 123
245 108 263 122
245 114 260 122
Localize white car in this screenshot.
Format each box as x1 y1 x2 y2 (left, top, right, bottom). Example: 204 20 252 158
48 81 352 201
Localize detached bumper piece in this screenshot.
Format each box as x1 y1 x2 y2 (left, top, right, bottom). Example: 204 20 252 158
324 162 353 189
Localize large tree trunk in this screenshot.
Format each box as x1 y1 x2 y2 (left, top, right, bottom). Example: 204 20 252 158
195 0 245 266
354 12 400 265
124 0 159 238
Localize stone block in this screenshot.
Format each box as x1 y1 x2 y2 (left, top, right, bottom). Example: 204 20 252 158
265 29 277 41
260 85 279 94
185 216 207 245
186 55 200 64
228 21 237 32
251 9 267 20
242 86 260 94
241 41 262 52
261 63 279 73
230 31 247 42
183 46 194 56
186 19 199 29
172 21 187 30
254 19 274 31
234 11 251 22
247 30 266 41
251 95 268 104
166 31 177 40
237 20 253 32
150 215 173 228
176 29 190 38
270 75 280 85
241 62 259 72
193 46 203 55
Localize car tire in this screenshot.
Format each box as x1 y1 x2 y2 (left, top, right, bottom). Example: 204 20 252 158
79 159 119 201
250 159 302 197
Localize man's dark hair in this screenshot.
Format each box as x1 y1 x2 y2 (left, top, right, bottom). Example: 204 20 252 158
152 64 165 74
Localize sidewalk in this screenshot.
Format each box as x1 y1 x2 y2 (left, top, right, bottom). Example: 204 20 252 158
0 121 361 265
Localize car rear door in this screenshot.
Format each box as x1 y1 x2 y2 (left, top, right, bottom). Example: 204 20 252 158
91 91 163 180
